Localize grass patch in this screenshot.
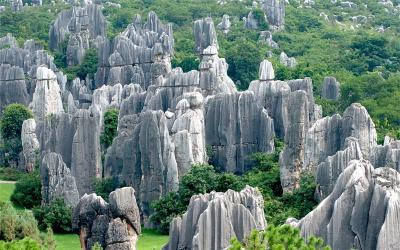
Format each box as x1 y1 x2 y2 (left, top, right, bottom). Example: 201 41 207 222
54 234 80 250
0 182 15 203
137 229 169 250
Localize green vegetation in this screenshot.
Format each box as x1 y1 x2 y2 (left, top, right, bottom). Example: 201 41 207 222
53 234 80 250
33 199 73 233
0 104 33 166
0 237 42 250
100 108 119 150
0 202 40 241
229 225 330 250
152 140 317 233
10 171 41 209
0 168 25 181
94 176 125 202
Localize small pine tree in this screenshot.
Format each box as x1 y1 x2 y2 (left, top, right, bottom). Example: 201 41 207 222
44 227 56 250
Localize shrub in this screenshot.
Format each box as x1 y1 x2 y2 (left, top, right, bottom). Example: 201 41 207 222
0 237 42 250
0 167 25 181
0 104 33 166
33 199 73 233
0 203 40 242
10 172 41 209
94 177 125 201
100 108 119 150
229 225 330 250
43 227 56 250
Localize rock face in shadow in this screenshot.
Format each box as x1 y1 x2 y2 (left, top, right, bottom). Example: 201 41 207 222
0 64 29 114
370 138 400 171
72 187 140 250
41 152 79 207
164 186 266 250
288 159 400 250
204 91 275 173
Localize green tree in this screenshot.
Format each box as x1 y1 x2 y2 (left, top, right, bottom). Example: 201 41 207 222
0 104 33 166
94 177 125 202
229 225 330 250
10 172 41 209
100 108 119 150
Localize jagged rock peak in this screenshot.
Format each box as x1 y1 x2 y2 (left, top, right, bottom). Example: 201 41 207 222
262 0 285 29
41 152 79 207
30 66 64 122
288 159 400 250
164 186 266 250
259 59 275 81
194 17 219 54
72 187 140 250
321 76 340 100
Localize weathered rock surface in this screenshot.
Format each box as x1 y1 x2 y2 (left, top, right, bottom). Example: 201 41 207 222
0 64 29 114
370 139 400 171
171 92 207 175
30 66 64 122
21 119 40 172
10 0 23 12
289 159 400 250
244 11 258 30
194 17 218 54
305 103 377 171
41 152 79 207
49 4 106 66
71 109 101 195
321 77 340 100
164 186 267 250
217 14 231 33
262 0 285 29
279 90 310 192
72 187 140 250
0 33 18 48
315 137 363 200
280 51 297 68
259 31 279 49
204 91 274 173
95 11 173 88
104 110 178 224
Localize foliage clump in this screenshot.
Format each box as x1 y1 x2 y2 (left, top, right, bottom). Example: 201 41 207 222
10 171 41 209
100 108 119 150
0 104 33 166
229 225 330 250
33 198 73 233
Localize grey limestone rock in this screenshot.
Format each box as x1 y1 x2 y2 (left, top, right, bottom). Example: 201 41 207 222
194 17 218 54
279 90 309 192
73 187 140 250
262 0 285 29
0 64 29 114
259 31 279 49
0 33 18 48
289 159 400 250
71 109 102 195
164 186 266 250
41 152 79 207
304 103 377 172
204 91 274 173
369 139 400 171
280 51 297 68
217 14 231 34
321 76 340 100
21 119 40 172
315 137 363 200
244 11 258 30
30 66 64 122
95 11 173 88
10 0 23 12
